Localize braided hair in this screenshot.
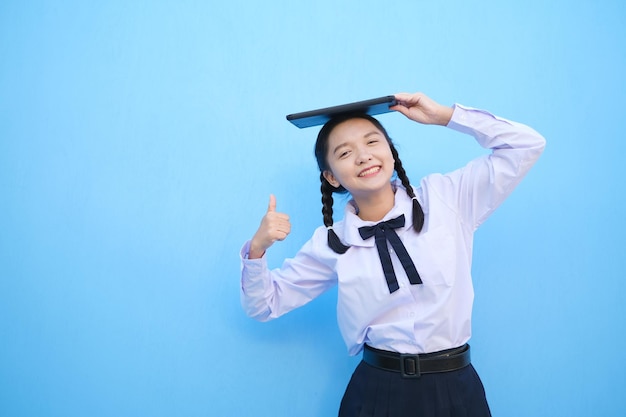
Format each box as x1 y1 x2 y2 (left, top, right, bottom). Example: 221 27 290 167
314 113 425 254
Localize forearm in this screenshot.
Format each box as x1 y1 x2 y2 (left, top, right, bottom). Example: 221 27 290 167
433 104 546 230
239 236 338 322
447 104 546 154
240 241 275 321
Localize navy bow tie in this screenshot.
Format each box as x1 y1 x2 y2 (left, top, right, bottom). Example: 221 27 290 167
358 214 423 293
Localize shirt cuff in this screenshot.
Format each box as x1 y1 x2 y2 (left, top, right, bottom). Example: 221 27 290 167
240 240 268 276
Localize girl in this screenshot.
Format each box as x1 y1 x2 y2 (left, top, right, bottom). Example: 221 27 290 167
240 92 546 416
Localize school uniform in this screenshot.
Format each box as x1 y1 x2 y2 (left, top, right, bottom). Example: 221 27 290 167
240 104 546 416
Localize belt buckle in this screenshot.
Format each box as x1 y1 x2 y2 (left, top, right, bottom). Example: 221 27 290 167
400 354 421 378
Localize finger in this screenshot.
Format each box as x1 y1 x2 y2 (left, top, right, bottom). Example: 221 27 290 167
390 104 409 114
271 219 291 234
275 226 291 241
273 218 291 232
394 92 419 105
390 104 412 119
393 92 412 102
267 194 277 213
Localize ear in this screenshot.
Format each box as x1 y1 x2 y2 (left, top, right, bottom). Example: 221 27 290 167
323 170 341 188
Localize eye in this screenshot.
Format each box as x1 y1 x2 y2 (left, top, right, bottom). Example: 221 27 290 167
339 150 351 159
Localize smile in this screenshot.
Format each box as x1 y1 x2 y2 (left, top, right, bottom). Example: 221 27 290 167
358 166 381 177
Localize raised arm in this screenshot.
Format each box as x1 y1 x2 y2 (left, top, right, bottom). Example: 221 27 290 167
241 197 336 322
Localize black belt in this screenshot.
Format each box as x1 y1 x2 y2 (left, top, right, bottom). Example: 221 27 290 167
363 344 471 379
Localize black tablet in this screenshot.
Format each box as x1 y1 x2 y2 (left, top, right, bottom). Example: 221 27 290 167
286 95 397 128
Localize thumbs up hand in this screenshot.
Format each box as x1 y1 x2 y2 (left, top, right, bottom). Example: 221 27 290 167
248 195 292 259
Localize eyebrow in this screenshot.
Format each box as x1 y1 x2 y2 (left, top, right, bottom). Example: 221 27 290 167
332 131 382 155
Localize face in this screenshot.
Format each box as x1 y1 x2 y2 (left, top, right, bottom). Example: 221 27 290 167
322 118 395 199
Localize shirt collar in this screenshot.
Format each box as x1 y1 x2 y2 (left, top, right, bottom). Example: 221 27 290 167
340 180 415 247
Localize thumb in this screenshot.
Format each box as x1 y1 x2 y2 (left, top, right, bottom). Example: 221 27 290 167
390 104 410 117
267 194 277 213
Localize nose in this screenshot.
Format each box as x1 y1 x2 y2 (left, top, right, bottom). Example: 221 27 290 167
355 146 373 165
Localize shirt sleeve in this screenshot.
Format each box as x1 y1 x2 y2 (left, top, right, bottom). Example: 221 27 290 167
240 228 338 321
431 104 546 230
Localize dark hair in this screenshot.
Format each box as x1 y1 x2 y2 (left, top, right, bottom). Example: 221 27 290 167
314 113 425 254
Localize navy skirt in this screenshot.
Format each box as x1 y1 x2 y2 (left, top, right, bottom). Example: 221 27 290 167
339 360 491 417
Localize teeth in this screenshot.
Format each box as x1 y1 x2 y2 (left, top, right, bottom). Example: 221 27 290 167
359 167 380 177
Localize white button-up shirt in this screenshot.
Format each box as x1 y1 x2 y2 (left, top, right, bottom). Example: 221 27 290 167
240 104 546 356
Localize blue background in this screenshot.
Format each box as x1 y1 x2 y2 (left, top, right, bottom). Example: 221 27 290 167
1 1 625 416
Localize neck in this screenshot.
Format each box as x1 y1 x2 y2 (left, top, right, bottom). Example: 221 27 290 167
353 184 395 222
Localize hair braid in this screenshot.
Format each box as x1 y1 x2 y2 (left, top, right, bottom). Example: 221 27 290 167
320 173 350 254
390 143 425 233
